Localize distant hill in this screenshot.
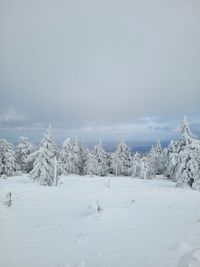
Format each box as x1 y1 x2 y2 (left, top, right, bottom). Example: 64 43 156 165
85 141 170 154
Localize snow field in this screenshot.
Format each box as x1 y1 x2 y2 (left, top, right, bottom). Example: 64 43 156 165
0 175 200 267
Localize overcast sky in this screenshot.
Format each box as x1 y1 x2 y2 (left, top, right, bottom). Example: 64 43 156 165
0 0 200 143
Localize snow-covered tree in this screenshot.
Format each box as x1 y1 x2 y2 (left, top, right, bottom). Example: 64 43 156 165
85 141 110 176
192 175 200 191
132 152 141 177
163 140 178 181
139 156 152 179
0 139 18 177
148 139 164 176
174 117 200 188
111 138 133 176
58 138 73 175
71 137 87 175
16 136 34 173
132 153 152 179
29 125 57 186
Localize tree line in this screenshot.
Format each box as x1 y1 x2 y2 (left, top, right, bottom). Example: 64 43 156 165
0 117 200 190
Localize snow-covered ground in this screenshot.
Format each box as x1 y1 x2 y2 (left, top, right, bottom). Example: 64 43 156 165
0 176 200 267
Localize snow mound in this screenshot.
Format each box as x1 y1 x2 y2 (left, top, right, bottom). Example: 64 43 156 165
177 249 200 267
175 242 191 255
65 261 85 267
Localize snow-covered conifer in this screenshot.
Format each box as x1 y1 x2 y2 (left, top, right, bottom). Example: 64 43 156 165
163 140 178 180
71 137 87 175
0 139 18 177
139 156 152 179
29 125 57 186
58 138 73 175
148 139 164 176
132 152 141 177
131 152 152 179
111 138 133 176
85 141 109 176
16 136 34 173
174 117 200 188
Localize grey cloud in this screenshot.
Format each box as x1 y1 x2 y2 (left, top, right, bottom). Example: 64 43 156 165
0 0 200 142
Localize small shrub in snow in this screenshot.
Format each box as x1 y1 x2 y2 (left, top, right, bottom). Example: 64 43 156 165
96 200 103 212
4 192 12 207
106 177 111 188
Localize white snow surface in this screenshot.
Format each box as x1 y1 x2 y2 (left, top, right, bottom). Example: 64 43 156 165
0 175 200 267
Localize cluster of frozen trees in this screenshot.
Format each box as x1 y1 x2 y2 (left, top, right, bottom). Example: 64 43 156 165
0 139 18 177
0 118 200 190
163 117 200 190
